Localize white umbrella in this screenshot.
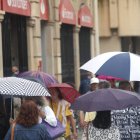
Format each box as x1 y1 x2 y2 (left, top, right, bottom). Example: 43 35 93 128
80 52 140 81
0 77 50 96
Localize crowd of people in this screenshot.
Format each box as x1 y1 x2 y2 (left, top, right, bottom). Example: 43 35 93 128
0 67 140 140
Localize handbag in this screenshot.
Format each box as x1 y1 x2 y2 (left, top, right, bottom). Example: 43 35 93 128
42 119 65 139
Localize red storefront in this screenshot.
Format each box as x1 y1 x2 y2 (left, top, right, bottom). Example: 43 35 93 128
1 0 31 76
78 5 93 67
59 0 76 83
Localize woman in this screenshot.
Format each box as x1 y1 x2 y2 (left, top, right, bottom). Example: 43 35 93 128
24 96 57 126
82 111 120 140
48 88 77 140
82 80 120 140
4 100 51 140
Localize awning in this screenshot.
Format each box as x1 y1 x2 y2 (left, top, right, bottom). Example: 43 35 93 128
78 5 93 28
59 0 76 25
40 0 49 20
2 0 31 16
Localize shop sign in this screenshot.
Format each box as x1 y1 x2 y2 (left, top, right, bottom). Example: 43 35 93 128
59 0 76 25
78 5 93 27
40 0 48 20
2 0 31 16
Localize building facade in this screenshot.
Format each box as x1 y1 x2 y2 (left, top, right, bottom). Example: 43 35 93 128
1 0 140 89
0 0 99 89
99 0 140 55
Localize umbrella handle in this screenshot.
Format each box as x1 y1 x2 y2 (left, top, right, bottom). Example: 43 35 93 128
10 96 13 118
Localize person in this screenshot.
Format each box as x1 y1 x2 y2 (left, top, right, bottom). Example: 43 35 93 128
0 95 9 140
24 96 57 126
82 81 120 140
11 66 19 76
79 72 92 95
90 77 100 91
82 111 120 140
48 88 77 140
4 100 51 140
111 80 140 140
80 77 99 128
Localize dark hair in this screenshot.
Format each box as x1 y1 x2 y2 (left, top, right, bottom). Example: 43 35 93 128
119 81 131 90
56 88 63 100
98 80 111 89
24 96 44 106
16 101 39 127
92 111 111 129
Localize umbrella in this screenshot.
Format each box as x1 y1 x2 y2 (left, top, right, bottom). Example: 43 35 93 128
48 83 80 103
0 77 50 96
80 52 140 81
18 71 59 88
97 75 122 81
71 88 140 112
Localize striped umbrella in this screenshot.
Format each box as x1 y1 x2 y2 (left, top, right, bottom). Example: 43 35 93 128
0 77 50 96
80 52 140 81
18 71 58 88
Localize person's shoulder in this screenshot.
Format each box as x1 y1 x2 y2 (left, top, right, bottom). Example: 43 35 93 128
35 123 46 129
60 99 69 106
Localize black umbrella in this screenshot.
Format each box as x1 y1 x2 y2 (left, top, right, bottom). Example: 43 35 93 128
71 88 140 112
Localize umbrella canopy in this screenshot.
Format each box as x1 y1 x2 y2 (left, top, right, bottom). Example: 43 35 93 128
80 52 140 81
0 77 50 96
71 88 140 112
97 75 122 81
48 83 80 103
18 71 59 88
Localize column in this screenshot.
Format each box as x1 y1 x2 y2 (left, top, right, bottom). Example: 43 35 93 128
54 22 62 82
53 0 62 82
0 11 5 77
73 26 80 90
26 18 35 70
30 0 42 70
41 21 55 75
94 0 100 55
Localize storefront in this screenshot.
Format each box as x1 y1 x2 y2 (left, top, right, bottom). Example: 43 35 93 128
59 0 76 83
78 4 93 66
1 0 31 76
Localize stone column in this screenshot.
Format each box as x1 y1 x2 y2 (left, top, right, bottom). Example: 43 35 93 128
94 0 100 55
53 0 62 82
54 22 62 82
0 11 5 77
30 0 42 70
41 21 55 75
90 29 95 58
26 18 35 70
73 26 80 90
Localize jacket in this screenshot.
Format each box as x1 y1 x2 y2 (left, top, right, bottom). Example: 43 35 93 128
4 123 52 140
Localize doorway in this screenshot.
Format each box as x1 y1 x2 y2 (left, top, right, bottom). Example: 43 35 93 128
2 14 28 76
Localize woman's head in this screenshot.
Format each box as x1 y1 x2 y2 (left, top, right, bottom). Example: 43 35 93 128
92 111 111 129
24 96 45 107
119 81 132 91
16 100 39 127
49 88 63 101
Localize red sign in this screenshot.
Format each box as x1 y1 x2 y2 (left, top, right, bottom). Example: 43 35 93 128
78 5 93 27
40 0 49 20
2 0 31 16
59 0 76 25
